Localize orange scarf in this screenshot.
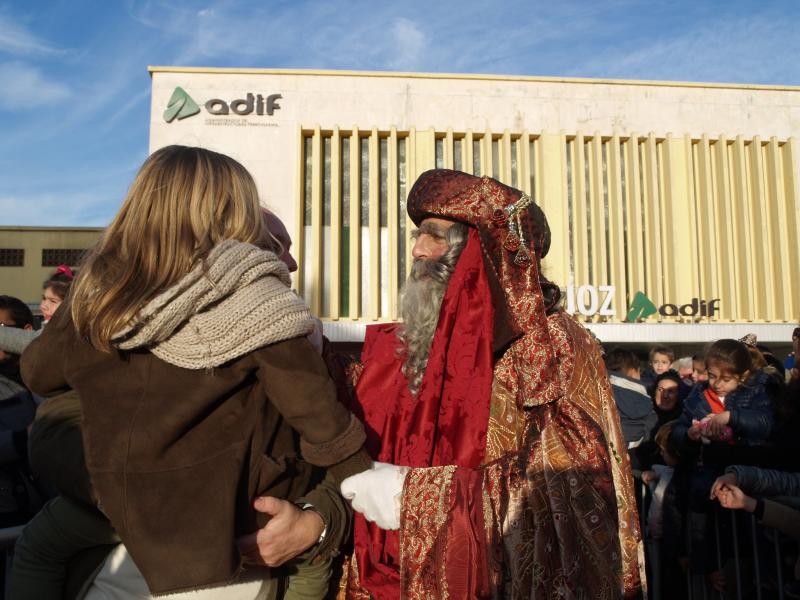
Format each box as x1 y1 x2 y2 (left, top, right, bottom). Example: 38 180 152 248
704 387 726 414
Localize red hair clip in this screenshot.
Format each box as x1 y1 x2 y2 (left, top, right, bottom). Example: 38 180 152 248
56 264 74 279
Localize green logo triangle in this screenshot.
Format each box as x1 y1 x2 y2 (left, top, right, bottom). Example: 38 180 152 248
163 87 200 123
625 291 658 322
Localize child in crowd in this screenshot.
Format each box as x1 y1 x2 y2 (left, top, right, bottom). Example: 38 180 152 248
642 421 680 539
674 339 774 451
691 353 708 384
40 265 74 323
641 420 694 599
641 345 675 395
671 338 776 589
0 266 75 357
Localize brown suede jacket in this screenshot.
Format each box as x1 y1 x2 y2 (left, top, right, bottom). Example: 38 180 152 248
21 306 371 595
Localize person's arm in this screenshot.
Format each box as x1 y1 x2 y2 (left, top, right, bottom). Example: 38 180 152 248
760 499 800 539
726 464 800 497
19 305 72 397
714 484 800 538
295 471 353 559
237 468 355 568
727 377 775 441
252 337 371 482
0 326 41 355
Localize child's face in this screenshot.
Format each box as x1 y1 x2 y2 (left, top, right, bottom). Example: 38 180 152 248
692 360 708 382
651 352 671 375
706 361 747 397
40 286 62 322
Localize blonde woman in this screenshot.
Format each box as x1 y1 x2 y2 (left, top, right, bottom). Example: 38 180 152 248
17 146 370 599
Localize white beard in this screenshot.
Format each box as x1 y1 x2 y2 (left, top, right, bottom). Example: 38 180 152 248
397 258 454 396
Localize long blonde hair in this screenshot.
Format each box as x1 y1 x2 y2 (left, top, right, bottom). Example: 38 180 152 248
71 145 266 351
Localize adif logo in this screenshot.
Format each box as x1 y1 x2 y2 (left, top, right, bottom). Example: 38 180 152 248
625 292 658 322
163 87 201 123
625 291 720 322
163 87 283 123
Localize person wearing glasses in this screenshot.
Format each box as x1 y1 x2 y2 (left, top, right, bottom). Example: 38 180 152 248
0 266 75 358
0 296 44 527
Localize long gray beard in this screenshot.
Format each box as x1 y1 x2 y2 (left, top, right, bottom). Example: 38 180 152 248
397 259 452 396
397 223 467 395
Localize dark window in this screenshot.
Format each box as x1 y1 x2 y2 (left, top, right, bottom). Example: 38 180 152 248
0 249 24 266
41 249 86 267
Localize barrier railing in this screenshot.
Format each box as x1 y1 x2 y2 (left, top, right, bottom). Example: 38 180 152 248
638 476 795 600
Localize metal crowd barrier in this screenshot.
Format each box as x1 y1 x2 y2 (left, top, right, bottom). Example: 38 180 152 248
0 526 22 600
638 477 796 600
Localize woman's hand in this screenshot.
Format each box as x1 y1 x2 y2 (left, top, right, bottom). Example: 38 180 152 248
716 484 757 513
236 496 324 567
710 472 737 499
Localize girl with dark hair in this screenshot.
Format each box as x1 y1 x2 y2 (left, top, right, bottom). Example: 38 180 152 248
674 338 773 449
40 265 74 323
0 266 75 358
671 339 777 590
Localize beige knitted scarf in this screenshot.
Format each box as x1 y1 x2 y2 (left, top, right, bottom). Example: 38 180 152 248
113 240 314 369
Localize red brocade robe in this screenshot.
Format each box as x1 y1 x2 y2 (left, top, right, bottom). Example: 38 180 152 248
339 233 644 599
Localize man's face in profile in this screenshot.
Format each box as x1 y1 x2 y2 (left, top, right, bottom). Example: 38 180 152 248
262 211 298 273
412 218 454 260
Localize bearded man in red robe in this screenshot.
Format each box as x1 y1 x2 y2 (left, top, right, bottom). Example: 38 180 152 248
338 169 644 599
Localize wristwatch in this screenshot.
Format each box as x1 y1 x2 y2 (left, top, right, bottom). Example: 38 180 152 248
301 503 327 544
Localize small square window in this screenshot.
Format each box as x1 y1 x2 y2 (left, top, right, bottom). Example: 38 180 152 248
41 249 86 267
0 249 24 266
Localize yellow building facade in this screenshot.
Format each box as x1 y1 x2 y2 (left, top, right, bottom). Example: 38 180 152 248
0 227 101 307
63 68 800 344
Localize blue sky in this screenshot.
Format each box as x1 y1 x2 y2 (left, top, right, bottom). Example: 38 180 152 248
1 0 798 226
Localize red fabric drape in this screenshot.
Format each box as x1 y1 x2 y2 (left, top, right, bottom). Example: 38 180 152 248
350 230 495 598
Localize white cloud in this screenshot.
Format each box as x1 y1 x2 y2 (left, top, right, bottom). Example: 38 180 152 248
0 61 70 110
388 18 426 71
0 12 63 56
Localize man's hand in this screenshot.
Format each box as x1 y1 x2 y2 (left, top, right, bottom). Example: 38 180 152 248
716 484 757 513
236 497 324 567
710 472 738 499
340 462 409 530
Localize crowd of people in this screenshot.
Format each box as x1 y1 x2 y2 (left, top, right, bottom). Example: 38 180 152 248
605 336 800 598
0 144 795 599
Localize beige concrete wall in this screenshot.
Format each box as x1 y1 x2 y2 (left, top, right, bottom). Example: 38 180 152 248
148 68 800 232
0 227 101 305
147 69 800 342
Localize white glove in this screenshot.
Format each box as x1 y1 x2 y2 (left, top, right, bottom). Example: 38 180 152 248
340 461 410 530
